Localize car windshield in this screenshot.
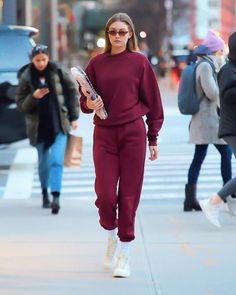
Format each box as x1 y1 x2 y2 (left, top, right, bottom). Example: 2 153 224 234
0 34 33 71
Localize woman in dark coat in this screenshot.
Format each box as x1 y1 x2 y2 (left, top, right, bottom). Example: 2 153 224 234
200 32 236 227
16 44 79 214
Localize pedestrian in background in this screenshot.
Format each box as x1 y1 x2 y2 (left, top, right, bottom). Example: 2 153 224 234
139 40 158 77
185 41 197 65
200 32 236 227
184 30 232 212
16 44 79 214
79 12 164 278
139 40 154 63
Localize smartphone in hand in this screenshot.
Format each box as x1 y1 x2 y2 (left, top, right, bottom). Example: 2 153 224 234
38 77 48 89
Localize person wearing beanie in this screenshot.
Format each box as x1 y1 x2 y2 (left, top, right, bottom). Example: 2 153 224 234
183 31 233 212
202 30 225 53
199 32 236 227
16 44 79 214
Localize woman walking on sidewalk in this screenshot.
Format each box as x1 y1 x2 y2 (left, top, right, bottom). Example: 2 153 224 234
16 44 79 214
183 30 232 212
200 32 236 227
79 12 164 277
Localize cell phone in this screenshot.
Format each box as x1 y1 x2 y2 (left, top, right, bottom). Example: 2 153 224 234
38 84 48 89
38 77 48 89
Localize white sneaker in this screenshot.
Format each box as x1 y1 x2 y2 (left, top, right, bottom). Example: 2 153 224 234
104 238 118 270
226 196 236 217
224 202 230 212
113 254 130 278
199 199 221 228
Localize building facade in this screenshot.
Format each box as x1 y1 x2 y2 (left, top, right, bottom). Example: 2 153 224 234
172 0 236 48
192 0 236 44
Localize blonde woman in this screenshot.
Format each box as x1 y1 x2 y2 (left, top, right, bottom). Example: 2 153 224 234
79 13 164 277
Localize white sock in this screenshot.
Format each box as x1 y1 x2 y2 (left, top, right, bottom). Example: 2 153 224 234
107 229 117 241
120 241 131 257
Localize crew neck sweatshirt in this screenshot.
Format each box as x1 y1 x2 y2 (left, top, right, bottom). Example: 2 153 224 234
80 50 164 145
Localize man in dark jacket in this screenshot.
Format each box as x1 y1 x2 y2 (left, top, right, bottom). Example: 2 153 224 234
16 44 79 214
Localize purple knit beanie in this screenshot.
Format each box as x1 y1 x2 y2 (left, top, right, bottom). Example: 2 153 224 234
202 30 225 52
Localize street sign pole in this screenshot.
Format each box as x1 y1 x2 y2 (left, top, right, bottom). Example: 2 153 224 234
40 0 58 61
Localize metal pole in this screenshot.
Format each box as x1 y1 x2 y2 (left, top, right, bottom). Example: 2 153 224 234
50 0 58 61
25 0 32 26
40 0 58 61
165 0 173 36
40 0 50 46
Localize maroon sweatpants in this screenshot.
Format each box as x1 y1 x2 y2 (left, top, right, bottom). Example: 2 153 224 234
93 118 146 242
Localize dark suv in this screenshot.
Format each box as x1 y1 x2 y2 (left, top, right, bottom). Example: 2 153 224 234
0 25 38 144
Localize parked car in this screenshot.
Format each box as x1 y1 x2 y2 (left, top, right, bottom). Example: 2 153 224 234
0 25 38 144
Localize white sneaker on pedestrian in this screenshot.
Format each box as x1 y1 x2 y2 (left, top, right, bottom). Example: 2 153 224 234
113 254 131 278
199 199 221 228
226 196 236 217
104 238 118 270
224 202 230 213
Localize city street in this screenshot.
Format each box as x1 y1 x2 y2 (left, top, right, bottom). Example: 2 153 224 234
0 79 236 295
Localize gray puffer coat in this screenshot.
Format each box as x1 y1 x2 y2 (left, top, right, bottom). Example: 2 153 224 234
16 62 79 146
189 56 226 144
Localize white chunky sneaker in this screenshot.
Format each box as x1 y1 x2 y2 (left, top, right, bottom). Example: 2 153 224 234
199 199 221 228
226 196 236 217
113 254 130 278
224 202 230 213
104 238 118 270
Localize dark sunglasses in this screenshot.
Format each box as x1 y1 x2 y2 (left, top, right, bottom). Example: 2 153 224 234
32 44 48 57
108 30 129 37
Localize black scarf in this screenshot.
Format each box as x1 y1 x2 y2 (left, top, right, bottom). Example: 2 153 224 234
30 63 62 149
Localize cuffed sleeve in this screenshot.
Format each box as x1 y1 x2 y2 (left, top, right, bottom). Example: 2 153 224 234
139 60 164 146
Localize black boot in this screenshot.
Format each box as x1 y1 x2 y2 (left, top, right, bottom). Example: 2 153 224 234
42 189 51 209
183 184 201 211
51 191 60 214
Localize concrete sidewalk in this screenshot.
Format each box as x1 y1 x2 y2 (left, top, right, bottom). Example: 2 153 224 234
0 197 236 295
1 79 235 294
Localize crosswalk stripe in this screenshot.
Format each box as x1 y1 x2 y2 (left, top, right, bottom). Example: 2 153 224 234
32 177 227 187
30 146 236 200
4 148 37 199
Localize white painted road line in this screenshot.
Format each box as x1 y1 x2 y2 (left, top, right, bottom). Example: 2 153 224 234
3 148 37 199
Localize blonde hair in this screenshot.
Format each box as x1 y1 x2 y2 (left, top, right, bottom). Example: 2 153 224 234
104 12 139 53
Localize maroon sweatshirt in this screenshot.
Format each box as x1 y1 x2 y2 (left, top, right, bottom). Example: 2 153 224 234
80 50 164 145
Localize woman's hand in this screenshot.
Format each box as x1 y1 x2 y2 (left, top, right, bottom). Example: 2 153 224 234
149 145 159 161
33 88 49 99
71 120 78 129
86 95 104 111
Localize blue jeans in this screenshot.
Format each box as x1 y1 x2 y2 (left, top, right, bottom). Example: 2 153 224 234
188 144 232 185
36 132 67 193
